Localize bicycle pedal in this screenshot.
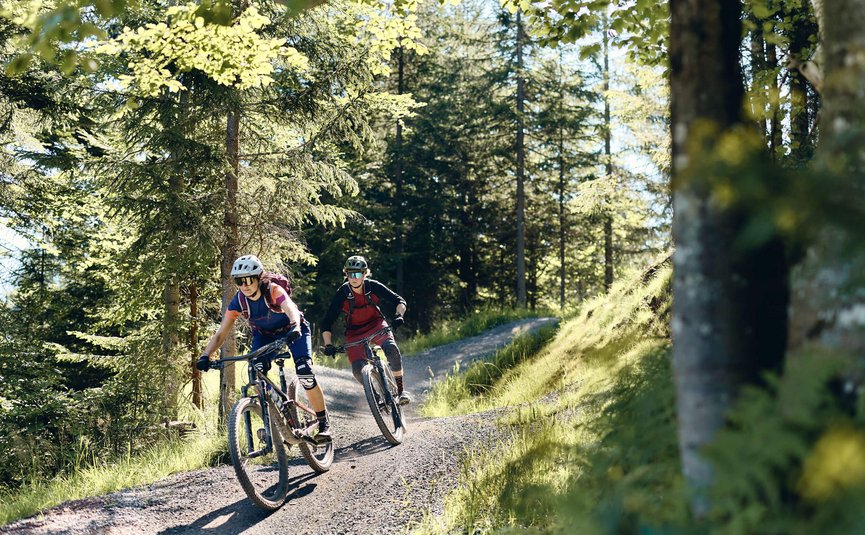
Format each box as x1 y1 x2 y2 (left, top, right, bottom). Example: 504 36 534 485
256 428 267 442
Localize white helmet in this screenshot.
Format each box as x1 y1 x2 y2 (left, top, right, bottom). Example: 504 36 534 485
231 255 264 278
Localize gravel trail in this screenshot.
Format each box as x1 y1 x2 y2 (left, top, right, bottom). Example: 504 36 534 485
1 317 557 535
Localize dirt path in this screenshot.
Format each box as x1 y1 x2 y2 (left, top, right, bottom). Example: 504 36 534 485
1 317 557 535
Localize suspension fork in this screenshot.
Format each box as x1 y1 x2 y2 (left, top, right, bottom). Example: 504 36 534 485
243 364 274 454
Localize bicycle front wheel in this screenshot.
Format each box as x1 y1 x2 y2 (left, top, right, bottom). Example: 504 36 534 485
227 396 289 510
287 376 333 472
362 364 405 445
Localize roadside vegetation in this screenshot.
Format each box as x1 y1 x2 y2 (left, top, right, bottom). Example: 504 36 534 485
417 257 681 532
0 372 226 526
418 256 865 533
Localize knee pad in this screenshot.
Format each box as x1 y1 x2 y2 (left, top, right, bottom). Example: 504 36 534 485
295 359 318 390
381 342 403 372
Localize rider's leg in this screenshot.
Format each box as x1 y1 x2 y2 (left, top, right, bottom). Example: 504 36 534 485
350 359 365 384
289 321 330 438
379 337 410 404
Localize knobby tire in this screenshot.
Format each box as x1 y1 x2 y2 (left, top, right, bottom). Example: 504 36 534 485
362 364 405 445
227 396 289 511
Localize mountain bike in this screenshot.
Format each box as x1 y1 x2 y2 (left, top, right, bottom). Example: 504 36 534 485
336 326 406 445
209 339 333 510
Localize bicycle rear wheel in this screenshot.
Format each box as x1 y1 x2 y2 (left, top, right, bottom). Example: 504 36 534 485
287 377 333 472
227 396 289 510
362 364 405 445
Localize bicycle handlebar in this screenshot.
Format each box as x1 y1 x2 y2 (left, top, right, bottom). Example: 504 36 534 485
335 326 393 353
208 338 290 370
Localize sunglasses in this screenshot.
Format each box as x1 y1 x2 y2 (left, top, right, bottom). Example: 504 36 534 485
234 276 258 287
346 271 364 279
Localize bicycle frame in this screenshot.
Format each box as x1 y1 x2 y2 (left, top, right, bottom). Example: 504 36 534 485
340 327 404 430
213 341 321 456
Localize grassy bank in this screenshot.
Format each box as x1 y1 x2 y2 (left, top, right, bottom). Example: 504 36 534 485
416 258 679 533
416 254 865 533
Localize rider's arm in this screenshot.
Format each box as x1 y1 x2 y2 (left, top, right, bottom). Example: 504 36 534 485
320 289 346 346
369 280 407 316
271 286 302 331
201 311 239 357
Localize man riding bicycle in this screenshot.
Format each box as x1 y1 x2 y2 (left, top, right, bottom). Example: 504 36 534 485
320 255 411 405
197 254 332 442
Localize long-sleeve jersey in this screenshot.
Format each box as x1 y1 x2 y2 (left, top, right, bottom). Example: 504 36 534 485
320 279 406 334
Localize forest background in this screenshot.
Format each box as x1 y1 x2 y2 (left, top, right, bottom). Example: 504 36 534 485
3 0 865 530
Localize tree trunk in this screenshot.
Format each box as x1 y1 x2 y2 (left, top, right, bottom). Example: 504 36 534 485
394 45 405 295
189 283 202 409
603 21 614 293
558 125 566 311
750 23 767 138
766 42 783 158
670 0 756 517
515 10 527 307
161 89 187 420
788 0 865 355
219 108 240 425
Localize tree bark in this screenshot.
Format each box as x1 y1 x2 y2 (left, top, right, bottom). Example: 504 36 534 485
219 108 240 425
515 10 527 307
788 0 865 355
603 19 614 293
670 0 743 517
558 121 566 311
189 283 202 409
394 45 405 295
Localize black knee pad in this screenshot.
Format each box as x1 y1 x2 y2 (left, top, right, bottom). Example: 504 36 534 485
380 341 403 373
295 358 318 390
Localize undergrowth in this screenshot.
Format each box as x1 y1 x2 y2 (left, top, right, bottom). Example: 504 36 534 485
416 254 865 534
0 370 228 526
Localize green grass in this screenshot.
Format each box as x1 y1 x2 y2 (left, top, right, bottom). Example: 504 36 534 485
414 255 680 534
0 369 228 527
0 432 225 526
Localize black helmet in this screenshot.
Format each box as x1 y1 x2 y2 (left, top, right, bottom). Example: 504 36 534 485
344 255 368 271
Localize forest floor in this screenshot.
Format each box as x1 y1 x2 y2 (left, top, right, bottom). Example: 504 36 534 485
1 317 557 535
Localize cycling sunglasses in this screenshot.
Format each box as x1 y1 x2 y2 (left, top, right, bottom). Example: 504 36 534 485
346 271 364 279
234 276 259 287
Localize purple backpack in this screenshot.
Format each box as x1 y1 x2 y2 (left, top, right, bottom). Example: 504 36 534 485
238 272 293 319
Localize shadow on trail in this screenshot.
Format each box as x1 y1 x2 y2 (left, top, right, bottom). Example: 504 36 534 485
334 435 393 462
159 472 320 535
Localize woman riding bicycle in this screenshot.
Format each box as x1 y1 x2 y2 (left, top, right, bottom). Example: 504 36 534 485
197 254 332 442
320 255 411 405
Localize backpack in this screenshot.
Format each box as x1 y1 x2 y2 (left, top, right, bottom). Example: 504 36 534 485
343 280 383 329
239 272 293 320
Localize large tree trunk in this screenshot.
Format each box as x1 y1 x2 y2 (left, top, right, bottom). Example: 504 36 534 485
602 18 614 293
515 10 527 307
219 108 240 425
670 0 788 516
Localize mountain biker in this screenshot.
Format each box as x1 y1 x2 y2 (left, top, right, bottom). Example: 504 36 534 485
320 255 411 405
197 254 331 442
